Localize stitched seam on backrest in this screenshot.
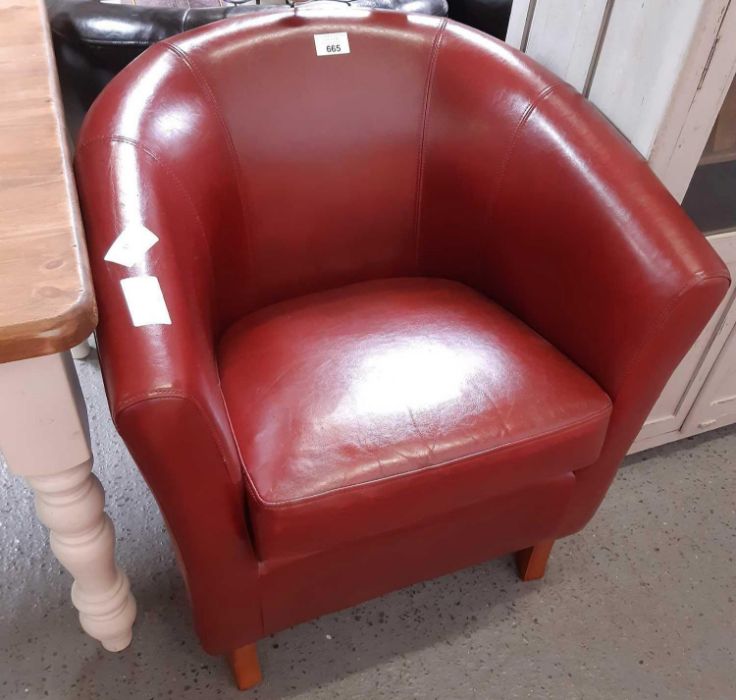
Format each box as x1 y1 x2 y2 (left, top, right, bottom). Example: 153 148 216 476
78 135 218 339
162 42 254 286
76 135 218 312
116 392 253 514
413 18 447 269
486 81 562 226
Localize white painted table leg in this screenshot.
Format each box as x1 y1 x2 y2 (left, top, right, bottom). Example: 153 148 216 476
71 337 92 360
0 352 136 651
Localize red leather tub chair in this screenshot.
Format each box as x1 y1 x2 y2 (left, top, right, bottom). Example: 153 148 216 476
73 6 730 690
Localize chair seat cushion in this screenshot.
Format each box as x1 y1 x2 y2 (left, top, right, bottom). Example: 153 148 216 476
218 278 612 561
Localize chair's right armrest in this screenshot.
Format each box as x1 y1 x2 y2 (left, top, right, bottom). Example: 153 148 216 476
75 136 263 653
475 81 730 533
419 36 729 535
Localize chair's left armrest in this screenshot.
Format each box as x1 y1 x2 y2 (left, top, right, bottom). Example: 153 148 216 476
74 136 263 653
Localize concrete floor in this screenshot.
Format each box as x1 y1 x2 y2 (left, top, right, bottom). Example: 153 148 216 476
0 355 734 700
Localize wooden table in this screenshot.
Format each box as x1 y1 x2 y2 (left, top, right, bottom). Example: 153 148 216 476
0 0 136 651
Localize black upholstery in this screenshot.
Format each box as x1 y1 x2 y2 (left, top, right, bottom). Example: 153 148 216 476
447 0 510 39
47 0 449 140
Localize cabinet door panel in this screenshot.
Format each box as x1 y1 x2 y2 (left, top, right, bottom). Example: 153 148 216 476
632 231 736 447
635 310 724 440
682 297 736 434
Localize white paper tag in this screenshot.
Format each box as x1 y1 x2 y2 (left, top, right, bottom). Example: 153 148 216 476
104 225 159 267
314 32 350 57
120 276 172 327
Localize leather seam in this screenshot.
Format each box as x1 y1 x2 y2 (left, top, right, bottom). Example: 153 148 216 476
117 389 263 505
414 18 447 268
162 42 254 281
217 376 268 510
248 402 613 510
610 271 731 399
117 388 199 414
75 135 218 317
487 81 562 225
115 395 238 481
115 392 259 499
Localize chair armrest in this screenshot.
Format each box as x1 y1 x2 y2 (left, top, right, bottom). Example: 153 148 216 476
485 83 730 397
420 62 729 532
476 82 730 531
74 137 262 653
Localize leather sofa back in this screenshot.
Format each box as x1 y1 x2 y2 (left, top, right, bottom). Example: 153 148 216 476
48 0 448 139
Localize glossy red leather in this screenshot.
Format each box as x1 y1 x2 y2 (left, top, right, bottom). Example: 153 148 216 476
73 8 730 655
260 473 576 634
220 277 611 560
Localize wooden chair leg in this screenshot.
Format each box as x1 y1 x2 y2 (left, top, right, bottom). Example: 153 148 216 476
227 643 262 691
515 539 555 581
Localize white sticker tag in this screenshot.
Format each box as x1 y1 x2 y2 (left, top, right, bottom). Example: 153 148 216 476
314 32 350 57
120 276 172 327
104 225 159 267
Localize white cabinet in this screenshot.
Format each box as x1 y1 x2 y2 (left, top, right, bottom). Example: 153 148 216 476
633 293 726 442
683 319 736 434
630 230 736 452
681 265 736 434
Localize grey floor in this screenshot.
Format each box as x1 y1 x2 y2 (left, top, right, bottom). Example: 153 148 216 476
0 355 734 700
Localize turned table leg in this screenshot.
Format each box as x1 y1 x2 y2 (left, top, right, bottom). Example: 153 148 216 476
71 338 93 360
0 352 136 651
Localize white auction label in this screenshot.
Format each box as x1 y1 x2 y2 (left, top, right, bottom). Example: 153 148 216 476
120 276 172 327
105 224 159 267
314 32 350 57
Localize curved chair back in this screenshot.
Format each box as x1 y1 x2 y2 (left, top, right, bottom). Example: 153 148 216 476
77 8 561 332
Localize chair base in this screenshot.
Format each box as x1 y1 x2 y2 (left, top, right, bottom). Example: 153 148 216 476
227 643 262 691
515 539 555 581
223 542 554 687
